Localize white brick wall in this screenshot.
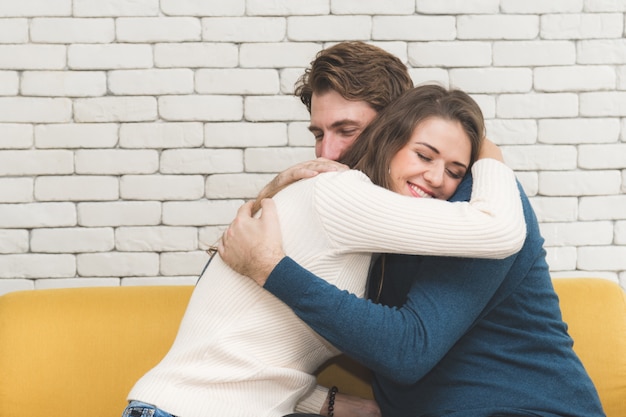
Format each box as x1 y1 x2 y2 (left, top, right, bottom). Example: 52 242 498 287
0 0 625 294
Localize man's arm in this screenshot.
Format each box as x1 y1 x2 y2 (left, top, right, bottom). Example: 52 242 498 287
256 158 348 201
260 176 522 382
219 177 524 385
221 214 516 384
265 253 515 384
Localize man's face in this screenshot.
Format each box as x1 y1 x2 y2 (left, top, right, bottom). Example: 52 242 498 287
309 90 378 161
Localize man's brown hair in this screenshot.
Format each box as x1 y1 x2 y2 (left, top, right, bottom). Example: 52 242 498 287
295 41 413 113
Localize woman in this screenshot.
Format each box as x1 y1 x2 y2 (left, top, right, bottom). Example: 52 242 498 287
122 85 525 417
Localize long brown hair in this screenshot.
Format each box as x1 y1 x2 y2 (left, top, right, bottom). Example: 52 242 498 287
338 84 485 190
295 41 413 113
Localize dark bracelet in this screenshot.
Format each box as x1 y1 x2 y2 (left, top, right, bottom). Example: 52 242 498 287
327 386 338 417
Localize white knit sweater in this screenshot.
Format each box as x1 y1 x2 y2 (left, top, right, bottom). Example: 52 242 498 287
128 159 525 417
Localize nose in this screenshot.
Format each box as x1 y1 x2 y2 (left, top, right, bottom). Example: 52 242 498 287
316 135 343 161
424 163 445 187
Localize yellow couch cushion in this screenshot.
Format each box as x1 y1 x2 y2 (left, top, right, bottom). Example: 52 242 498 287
0 286 193 417
316 354 374 399
0 279 624 417
553 278 626 417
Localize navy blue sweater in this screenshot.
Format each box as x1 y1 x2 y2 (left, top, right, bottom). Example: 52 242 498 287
265 175 605 417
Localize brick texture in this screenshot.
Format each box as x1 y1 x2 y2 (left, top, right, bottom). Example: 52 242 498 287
0 0 624 294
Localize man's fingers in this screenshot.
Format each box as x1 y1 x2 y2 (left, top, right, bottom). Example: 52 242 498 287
259 198 277 219
301 159 349 174
222 201 254 245
290 168 319 181
236 200 255 217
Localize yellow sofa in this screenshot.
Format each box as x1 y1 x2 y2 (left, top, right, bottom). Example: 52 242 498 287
0 278 624 417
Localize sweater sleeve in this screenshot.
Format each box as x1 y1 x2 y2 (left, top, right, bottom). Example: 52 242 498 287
316 158 525 259
294 385 327 414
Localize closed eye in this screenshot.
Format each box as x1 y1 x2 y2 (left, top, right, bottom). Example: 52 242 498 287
310 129 323 141
446 169 464 180
339 129 358 137
417 152 432 162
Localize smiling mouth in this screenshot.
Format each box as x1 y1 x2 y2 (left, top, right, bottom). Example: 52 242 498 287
407 182 433 198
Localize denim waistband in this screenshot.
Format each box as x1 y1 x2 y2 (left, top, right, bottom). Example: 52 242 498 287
123 401 178 417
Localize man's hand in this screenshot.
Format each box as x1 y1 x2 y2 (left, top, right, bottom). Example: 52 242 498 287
218 199 285 286
322 392 381 417
257 158 348 200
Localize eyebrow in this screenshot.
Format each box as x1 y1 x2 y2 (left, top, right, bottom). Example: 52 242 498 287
416 142 469 170
308 118 361 132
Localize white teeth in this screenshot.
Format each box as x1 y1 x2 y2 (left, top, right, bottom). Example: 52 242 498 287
408 182 432 198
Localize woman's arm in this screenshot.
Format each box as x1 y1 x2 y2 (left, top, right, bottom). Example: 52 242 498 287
295 387 381 417
313 158 525 259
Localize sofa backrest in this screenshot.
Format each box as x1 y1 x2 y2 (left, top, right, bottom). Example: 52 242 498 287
0 285 193 417
552 278 626 417
0 278 624 417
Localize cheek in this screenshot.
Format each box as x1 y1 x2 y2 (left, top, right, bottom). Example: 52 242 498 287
339 136 358 153
441 178 463 200
388 154 403 177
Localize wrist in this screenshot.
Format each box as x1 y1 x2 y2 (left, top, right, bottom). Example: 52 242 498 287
321 386 338 417
254 252 285 287
321 391 382 417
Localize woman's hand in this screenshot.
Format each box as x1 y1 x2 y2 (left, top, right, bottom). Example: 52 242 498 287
478 138 504 163
257 158 348 200
218 199 285 286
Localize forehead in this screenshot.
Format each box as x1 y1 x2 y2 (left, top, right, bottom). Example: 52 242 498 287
411 117 472 165
310 90 376 128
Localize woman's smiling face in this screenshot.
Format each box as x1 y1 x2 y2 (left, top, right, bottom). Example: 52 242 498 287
389 116 472 201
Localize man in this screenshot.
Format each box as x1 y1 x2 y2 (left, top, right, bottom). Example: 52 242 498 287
249 41 412 417
255 41 413 202
219 43 605 416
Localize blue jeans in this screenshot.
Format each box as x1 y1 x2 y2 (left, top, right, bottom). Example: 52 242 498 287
122 401 177 417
